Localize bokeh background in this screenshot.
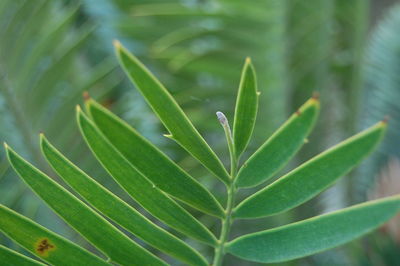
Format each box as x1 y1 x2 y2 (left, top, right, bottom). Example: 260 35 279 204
1 0 400 265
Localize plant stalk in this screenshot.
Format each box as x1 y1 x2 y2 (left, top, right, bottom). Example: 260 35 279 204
214 112 238 266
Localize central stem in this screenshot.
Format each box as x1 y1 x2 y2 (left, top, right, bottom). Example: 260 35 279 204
213 112 238 266
213 181 236 266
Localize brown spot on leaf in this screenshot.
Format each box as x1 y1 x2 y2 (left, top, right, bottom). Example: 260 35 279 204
295 110 302 116
35 238 56 257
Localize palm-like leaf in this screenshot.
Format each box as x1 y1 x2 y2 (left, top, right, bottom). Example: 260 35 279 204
1 45 399 265
355 3 400 202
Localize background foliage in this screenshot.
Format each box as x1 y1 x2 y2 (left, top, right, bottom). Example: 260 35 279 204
1 0 400 265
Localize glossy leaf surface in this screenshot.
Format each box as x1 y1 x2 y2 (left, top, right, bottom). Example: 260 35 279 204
78 109 217 246
233 58 258 158
86 99 224 218
114 41 230 184
227 196 400 263
235 97 319 188
235 121 386 218
41 136 208 266
5 145 166 266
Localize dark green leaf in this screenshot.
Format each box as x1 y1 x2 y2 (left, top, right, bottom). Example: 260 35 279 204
233 57 258 158
0 245 45 266
0 205 108 266
114 41 230 184
5 145 166 266
235 97 319 188
40 135 208 266
86 99 224 218
77 108 218 246
234 121 387 218
227 196 400 263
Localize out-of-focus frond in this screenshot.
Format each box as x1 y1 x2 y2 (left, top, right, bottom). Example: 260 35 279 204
0 0 117 254
0 0 117 162
355 4 400 202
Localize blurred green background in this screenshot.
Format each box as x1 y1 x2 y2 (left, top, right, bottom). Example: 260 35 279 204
1 0 399 265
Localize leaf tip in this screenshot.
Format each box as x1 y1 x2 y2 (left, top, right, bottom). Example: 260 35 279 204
381 115 390 125
39 132 47 142
312 91 320 101
3 142 8 150
82 91 91 102
113 39 122 50
245 57 252 64
305 92 320 108
76 104 82 113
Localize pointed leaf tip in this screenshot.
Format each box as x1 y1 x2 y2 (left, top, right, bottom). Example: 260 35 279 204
83 91 90 101
382 116 389 125
312 91 320 100
113 40 121 49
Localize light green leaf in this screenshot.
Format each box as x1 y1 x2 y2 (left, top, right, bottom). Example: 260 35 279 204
234 121 387 219
77 108 218 246
227 196 400 263
86 99 224 218
40 135 208 266
114 41 230 184
0 205 108 266
232 57 258 158
5 145 166 266
0 245 45 266
235 97 319 188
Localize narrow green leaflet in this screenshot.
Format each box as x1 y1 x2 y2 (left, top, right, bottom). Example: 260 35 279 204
0 245 45 266
86 99 224 218
77 108 218 246
232 57 258 158
235 97 319 188
0 205 108 266
5 145 166 266
234 121 387 219
227 196 400 263
40 135 208 266
114 41 230 184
